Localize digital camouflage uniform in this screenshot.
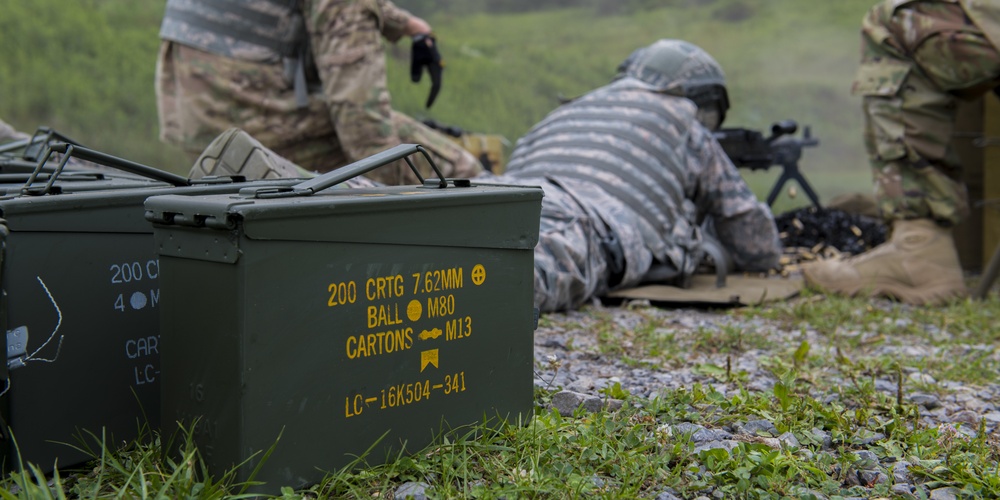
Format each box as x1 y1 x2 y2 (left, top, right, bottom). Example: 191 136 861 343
854 0 1000 225
156 0 481 185
497 75 781 312
0 118 28 143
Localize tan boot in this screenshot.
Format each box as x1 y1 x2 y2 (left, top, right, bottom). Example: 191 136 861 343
801 219 967 305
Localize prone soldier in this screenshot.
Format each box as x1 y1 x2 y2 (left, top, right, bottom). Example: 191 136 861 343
491 39 783 312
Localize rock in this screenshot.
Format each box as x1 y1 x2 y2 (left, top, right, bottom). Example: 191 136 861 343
692 440 740 454
892 483 915 498
778 431 800 449
892 461 912 484
852 431 885 445
874 379 897 393
858 470 888 486
808 428 833 449
655 491 683 500
759 437 782 449
395 481 430 500
948 410 981 427
672 422 705 436
929 486 961 500
853 450 878 464
550 390 623 416
909 372 937 385
691 428 733 442
909 393 941 409
737 419 778 436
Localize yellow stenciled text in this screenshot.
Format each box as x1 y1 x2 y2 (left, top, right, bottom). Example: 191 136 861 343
412 267 463 294
345 327 413 359
366 275 405 300
445 316 472 341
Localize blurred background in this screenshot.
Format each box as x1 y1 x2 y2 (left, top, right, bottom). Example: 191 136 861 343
0 0 876 212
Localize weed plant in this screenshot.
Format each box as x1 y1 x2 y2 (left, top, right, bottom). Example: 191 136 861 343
3 293 998 498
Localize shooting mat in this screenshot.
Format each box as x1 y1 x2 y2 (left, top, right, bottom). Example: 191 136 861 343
606 274 803 307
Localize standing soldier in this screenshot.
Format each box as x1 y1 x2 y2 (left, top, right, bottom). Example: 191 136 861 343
803 0 1000 305
496 39 782 312
155 0 481 184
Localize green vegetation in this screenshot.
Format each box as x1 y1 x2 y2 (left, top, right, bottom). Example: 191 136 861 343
3 293 999 498
2 0 875 211
9 2 993 497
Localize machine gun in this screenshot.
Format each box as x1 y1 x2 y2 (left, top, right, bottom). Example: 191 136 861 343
713 120 821 208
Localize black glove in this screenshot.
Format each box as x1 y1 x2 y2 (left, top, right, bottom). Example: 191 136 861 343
411 34 443 109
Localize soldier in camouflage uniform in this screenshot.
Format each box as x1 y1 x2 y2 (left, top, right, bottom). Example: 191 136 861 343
803 0 1000 305
493 39 782 312
0 118 28 144
155 0 481 185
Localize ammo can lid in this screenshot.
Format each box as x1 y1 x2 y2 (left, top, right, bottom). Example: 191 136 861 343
144 181 543 250
0 178 300 233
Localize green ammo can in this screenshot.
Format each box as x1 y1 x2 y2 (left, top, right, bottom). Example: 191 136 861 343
145 145 542 492
0 142 299 472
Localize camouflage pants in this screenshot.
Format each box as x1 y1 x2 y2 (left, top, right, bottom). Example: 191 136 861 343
506 176 652 312
0 118 28 143
155 2 480 184
855 0 1000 225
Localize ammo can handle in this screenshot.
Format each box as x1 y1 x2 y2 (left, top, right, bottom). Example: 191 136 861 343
248 143 446 199
22 143 190 195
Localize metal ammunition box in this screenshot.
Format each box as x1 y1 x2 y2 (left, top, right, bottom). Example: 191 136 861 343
0 145 300 472
146 145 542 493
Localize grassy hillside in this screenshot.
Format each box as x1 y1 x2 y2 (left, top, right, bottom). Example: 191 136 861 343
0 0 876 210
387 1 878 210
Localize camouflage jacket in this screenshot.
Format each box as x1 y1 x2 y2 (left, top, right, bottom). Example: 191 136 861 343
503 77 781 281
159 0 413 63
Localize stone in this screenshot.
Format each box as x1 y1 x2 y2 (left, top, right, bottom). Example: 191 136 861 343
929 486 960 500
395 481 430 500
655 491 683 500
550 390 623 417
691 428 733 442
892 461 912 484
858 470 888 486
672 422 705 436
909 393 941 409
692 440 740 454
738 419 778 436
909 372 937 385
892 483 915 498
778 431 800 449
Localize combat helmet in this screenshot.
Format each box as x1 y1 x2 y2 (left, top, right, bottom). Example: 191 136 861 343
617 39 730 128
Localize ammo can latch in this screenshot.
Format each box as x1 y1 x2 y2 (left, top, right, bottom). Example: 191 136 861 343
6 326 28 371
240 144 448 199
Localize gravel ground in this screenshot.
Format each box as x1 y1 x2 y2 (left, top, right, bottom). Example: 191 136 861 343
530 296 1000 499
533 299 999 429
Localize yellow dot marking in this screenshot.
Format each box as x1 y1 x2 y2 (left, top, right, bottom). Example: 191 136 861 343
471 264 486 286
407 299 423 322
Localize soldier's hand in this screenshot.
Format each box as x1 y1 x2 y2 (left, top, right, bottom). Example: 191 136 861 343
411 34 443 109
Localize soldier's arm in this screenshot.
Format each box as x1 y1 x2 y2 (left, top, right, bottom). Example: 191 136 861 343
689 126 782 272
376 1 430 42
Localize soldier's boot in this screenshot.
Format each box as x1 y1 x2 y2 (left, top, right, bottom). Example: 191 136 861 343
801 218 967 306
189 128 315 180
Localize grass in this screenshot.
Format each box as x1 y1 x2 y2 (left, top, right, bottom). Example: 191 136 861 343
2 0 877 206
4 291 999 498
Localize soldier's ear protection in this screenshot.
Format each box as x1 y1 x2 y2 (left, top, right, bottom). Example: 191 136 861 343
411 34 443 109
